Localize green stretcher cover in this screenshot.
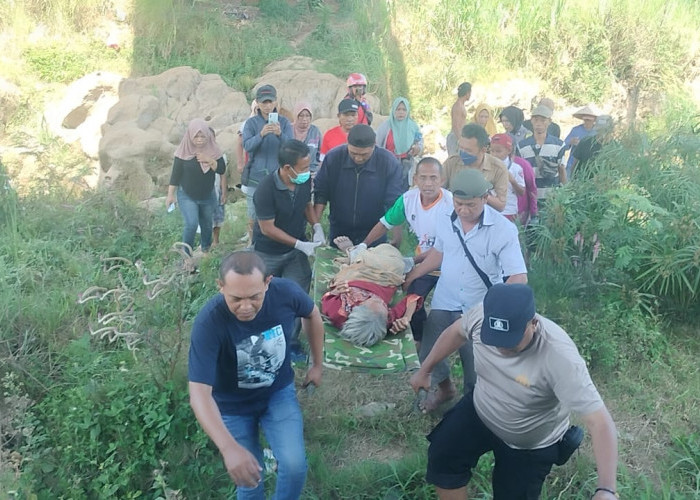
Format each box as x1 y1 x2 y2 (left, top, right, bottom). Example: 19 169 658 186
312 246 419 372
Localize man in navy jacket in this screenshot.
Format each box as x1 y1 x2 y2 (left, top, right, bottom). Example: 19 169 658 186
313 124 404 247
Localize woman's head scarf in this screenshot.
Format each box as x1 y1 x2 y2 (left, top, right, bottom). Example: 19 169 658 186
293 101 313 141
499 106 525 133
174 119 222 167
388 97 420 155
473 103 497 136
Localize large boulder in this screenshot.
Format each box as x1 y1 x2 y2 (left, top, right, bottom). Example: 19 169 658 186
98 66 250 199
43 61 390 200
43 72 124 159
253 57 381 121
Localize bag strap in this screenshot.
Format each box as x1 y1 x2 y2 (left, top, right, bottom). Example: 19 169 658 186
450 211 492 290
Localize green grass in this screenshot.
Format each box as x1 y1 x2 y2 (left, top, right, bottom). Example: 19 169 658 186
2 0 700 498
1 150 699 498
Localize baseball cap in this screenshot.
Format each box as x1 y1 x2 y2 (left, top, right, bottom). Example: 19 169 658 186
450 168 492 199
338 99 360 114
490 133 513 151
256 84 277 102
480 283 536 348
531 104 553 119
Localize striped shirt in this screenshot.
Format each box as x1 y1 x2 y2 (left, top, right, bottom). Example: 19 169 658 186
518 135 565 199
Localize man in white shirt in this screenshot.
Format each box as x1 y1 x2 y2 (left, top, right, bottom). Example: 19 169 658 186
403 169 527 412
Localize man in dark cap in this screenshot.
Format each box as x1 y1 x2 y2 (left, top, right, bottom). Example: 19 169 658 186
320 98 359 157
241 84 293 241
313 124 404 246
403 168 527 412
410 283 619 500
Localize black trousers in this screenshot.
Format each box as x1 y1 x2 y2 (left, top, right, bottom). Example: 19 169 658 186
406 274 438 342
426 391 559 499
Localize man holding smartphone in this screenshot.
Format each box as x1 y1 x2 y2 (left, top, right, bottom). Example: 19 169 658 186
241 85 293 239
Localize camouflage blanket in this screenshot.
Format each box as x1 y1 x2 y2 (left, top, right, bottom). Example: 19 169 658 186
312 246 419 372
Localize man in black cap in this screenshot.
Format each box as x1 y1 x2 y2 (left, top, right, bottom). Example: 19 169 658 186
320 98 359 157
313 124 404 246
241 84 293 240
410 283 619 500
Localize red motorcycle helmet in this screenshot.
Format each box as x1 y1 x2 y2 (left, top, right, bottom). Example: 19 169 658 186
346 73 368 90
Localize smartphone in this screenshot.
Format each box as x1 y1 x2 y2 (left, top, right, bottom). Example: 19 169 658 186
268 112 278 124
167 203 176 213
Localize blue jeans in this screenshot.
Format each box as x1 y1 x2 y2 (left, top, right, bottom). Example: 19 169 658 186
177 187 216 252
221 383 307 500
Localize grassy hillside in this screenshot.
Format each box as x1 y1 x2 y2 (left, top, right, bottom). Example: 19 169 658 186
1 1 699 499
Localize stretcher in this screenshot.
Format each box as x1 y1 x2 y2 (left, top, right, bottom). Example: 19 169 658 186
311 246 419 372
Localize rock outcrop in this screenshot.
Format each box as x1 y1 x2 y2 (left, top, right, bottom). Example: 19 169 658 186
98 67 250 200
43 59 384 200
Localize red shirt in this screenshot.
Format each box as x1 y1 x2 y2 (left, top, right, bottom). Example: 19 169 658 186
356 103 370 125
342 93 372 125
321 280 423 329
320 126 349 155
384 130 409 159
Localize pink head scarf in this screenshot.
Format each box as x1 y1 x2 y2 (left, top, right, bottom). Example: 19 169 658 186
293 101 313 141
174 119 223 169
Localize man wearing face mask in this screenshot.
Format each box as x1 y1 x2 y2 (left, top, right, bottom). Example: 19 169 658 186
443 123 509 212
253 139 325 357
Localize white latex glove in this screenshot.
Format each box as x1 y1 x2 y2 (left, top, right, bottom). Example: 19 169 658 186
312 223 326 245
348 243 367 261
402 256 415 274
295 240 322 257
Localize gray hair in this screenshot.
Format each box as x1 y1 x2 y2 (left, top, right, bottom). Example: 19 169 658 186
338 304 387 347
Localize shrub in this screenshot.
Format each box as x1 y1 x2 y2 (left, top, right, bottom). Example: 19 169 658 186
18 346 199 498
531 128 700 318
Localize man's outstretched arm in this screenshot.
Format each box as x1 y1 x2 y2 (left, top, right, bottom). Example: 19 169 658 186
582 406 618 500
189 382 262 488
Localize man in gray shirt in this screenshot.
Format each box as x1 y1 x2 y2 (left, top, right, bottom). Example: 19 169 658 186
410 284 619 500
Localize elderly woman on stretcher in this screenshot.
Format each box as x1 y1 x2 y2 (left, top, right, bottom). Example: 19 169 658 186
321 237 422 348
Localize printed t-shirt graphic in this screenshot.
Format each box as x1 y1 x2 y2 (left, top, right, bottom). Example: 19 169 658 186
236 324 286 389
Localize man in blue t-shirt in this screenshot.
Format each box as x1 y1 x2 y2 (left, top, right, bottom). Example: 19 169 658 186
188 251 324 499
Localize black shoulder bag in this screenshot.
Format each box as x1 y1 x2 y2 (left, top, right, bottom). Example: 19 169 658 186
450 211 493 290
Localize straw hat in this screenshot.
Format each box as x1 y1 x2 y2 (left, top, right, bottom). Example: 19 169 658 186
573 105 599 119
